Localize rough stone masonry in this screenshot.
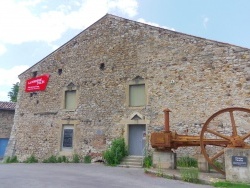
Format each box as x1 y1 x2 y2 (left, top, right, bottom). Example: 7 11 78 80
5 14 250 162
0 102 15 139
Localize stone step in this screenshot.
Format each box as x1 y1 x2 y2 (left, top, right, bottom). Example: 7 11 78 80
120 161 142 166
123 156 143 160
122 158 143 163
119 156 143 168
118 164 142 168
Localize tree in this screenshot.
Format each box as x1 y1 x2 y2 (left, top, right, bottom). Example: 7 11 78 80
8 82 19 102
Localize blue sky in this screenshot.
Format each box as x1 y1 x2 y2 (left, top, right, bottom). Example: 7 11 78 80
0 0 250 101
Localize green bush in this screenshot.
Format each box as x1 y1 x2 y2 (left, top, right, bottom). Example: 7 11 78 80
24 154 38 163
4 156 18 163
62 155 69 163
143 155 152 168
42 155 69 163
43 155 57 163
180 167 199 183
57 156 63 163
177 156 197 167
72 154 80 163
83 155 92 163
103 138 128 166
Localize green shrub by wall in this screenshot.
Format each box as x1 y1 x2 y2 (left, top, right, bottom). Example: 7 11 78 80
23 154 38 163
103 138 128 166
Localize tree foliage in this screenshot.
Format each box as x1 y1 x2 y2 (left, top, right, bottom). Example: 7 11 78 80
8 82 19 102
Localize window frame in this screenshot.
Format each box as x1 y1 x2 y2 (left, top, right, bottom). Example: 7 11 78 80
126 78 148 108
62 84 79 111
61 125 74 151
129 84 146 107
58 119 79 156
65 90 77 110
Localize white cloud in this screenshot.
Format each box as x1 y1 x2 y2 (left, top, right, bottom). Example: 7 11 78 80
137 18 175 31
19 0 44 7
203 17 209 29
0 0 138 49
0 0 138 98
0 66 29 86
0 65 29 101
108 0 138 17
0 91 9 102
0 44 7 56
48 43 59 51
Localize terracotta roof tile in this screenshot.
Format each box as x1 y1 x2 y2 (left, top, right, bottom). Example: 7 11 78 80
0 101 16 110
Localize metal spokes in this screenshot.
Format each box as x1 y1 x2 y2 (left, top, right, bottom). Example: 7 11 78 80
200 107 250 175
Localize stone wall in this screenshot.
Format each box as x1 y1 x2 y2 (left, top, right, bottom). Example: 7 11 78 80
6 14 250 161
0 110 15 138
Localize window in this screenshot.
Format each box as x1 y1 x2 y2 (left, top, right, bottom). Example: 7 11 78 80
61 125 74 150
32 71 37 77
129 84 146 107
126 76 147 107
62 82 78 111
65 90 76 110
100 63 105 70
58 69 62 75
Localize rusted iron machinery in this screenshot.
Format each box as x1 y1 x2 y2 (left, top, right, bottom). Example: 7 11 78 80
151 107 250 175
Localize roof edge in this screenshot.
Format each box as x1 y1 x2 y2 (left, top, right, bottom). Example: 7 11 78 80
0 101 16 110
19 13 111 77
19 13 250 77
110 14 250 50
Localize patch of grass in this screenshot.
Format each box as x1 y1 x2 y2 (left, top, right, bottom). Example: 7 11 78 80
143 155 152 168
57 156 63 163
4 156 18 163
144 169 173 179
177 156 197 167
212 181 250 188
61 155 69 163
43 155 57 163
180 167 199 183
83 155 91 163
72 154 80 163
42 155 70 163
162 174 173 179
214 161 223 169
156 162 164 177
23 154 38 163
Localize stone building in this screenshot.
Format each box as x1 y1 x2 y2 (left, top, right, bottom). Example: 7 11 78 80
0 101 15 158
6 14 250 162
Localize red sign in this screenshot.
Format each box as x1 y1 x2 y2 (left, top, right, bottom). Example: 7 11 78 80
25 74 50 92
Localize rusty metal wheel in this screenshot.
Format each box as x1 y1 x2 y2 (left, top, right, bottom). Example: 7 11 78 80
200 107 250 175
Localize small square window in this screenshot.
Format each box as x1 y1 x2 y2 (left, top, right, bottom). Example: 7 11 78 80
32 71 37 77
58 69 62 75
129 84 145 107
62 125 74 150
65 90 76 110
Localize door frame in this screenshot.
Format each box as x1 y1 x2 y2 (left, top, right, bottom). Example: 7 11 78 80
128 124 146 156
120 112 150 153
